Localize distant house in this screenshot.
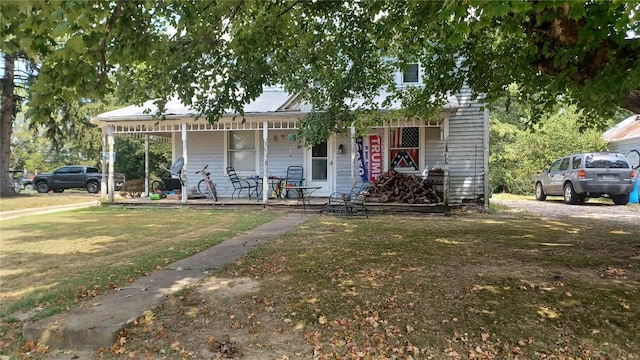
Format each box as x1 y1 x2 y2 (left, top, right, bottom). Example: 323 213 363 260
91 65 489 206
602 114 640 171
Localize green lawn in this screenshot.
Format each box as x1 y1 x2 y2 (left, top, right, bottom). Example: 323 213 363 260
0 192 99 212
110 211 638 359
0 207 281 321
2 206 638 359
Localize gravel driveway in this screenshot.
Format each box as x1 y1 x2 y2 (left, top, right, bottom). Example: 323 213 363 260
492 198 640 227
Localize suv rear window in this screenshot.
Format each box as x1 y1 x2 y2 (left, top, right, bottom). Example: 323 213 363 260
572 157 582 169
585 154 629 169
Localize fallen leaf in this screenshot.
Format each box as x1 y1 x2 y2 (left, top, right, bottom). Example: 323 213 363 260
406 325 414 333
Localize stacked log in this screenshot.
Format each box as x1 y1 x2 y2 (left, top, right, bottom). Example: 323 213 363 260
367 170 442 204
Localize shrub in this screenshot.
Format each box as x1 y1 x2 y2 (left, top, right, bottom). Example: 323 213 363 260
119 179 145 198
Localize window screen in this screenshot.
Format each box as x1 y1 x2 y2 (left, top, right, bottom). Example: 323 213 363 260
403 64 419 83
228 131 256 172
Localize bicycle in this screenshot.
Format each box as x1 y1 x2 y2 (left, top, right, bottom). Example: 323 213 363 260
196 165 217 201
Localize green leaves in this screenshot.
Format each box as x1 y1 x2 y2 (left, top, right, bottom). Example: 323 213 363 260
3 0 639 147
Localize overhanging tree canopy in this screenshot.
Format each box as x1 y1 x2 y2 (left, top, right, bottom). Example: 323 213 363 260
2 0 639 195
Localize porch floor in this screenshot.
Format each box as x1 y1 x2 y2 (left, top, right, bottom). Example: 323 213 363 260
109 195 451 215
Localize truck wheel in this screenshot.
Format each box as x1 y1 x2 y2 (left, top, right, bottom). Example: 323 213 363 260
24 184 34 191
86 181 100 194
36 182 49 193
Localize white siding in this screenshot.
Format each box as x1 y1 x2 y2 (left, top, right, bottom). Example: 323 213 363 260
446 86 487 203
175 130 306 198
334 134 357 195
424 128 445 170
259 130 305 180
609 139 640 160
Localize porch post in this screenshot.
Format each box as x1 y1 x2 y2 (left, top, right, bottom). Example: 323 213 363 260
262 121 269 203
144 134 150 197
350 126 356 185
483 107 490 209
443 118 450 206
107 125 115 203
181 123 188 204
100 130 107 199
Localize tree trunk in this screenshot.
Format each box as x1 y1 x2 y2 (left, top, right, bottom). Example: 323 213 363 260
621 89 640 115
1 52 15 197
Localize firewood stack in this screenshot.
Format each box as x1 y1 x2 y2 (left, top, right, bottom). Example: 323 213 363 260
367 170 442 204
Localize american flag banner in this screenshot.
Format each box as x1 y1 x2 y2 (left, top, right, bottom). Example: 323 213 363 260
391 127 419 148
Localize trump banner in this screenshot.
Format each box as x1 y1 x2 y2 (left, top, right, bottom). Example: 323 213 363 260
356 134 382 182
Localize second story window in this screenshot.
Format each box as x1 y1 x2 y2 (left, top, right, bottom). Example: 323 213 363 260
403 63 419 83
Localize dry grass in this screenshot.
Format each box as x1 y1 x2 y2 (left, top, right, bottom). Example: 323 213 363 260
0 207 281 321
0 192 99 212
3 206 639 359
92 211 640 359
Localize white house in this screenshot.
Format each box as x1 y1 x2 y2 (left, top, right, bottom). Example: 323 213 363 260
602 114 640 172
91 66 489 207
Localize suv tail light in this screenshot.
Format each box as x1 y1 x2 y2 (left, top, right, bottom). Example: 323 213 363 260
578 169 586 179
632 170 636 180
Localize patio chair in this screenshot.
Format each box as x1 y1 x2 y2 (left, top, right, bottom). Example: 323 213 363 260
226 167 258 199
326 180 368 215
284 166 304 198
341 183 370 217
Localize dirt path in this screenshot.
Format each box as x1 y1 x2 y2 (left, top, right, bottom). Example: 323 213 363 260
492 198 640 226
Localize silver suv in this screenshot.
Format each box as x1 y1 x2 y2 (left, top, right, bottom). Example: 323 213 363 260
535 152 635 205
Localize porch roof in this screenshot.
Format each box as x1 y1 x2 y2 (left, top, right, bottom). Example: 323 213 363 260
94 89 298 122
602 114 640 142
92 88 459 124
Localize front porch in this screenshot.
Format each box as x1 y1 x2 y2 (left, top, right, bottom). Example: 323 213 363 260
108 195 452 215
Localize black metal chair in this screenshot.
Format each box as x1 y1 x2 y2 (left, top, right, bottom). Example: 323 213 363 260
341 182 370 217
284 166 304 198
226 167 258 199
326 180 368 215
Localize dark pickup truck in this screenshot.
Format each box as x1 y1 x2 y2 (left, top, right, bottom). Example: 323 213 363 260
32 165 125 194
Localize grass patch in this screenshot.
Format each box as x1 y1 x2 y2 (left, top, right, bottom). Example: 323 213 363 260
4 208 639 359
0 207 280 320
206 214 639 358
0 192 98 212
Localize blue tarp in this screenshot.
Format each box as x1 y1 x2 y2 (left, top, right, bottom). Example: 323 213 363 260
630 177 639 204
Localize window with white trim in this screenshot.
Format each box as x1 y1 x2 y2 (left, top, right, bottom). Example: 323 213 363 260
402 63 419 83
228 131 256 172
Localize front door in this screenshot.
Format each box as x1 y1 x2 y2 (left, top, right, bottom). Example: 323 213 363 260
305 140 332 196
